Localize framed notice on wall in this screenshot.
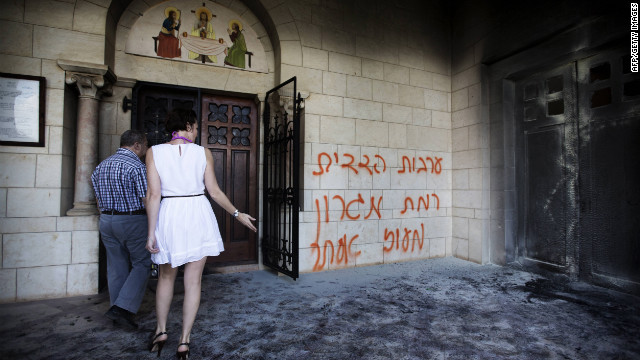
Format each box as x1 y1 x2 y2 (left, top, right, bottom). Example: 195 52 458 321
0 73 46 147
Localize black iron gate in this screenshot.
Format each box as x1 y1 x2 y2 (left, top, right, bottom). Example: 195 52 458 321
262 77 302 279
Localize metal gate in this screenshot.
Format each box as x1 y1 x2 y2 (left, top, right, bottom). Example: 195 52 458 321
262 77 302 279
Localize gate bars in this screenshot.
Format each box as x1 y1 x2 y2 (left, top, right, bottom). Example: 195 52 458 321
262 77 302 279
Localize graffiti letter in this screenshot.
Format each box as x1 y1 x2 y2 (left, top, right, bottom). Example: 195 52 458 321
398 156 412 174
417 194 429 212
417 157 428 173
312 199 322 270
434 157 442 174
341 153 358 174
349 234 361 258
417 223 425 250
401 197 415 215
383 228 395 252
313 152 332 175
333 195 346 220
373 155 387 174
346 194 365 220
323 195 329 223
432 193 440 210
358 155 373 175
365 196 382 219
411 228 421 251
337 235 348 263
402 228 412 251
424 157 434 173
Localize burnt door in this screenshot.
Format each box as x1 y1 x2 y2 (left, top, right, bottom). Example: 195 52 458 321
577 48 640 293
515 63 579 275
200 94 258 264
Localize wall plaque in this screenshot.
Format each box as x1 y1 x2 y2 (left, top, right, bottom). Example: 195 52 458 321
0 73 46 147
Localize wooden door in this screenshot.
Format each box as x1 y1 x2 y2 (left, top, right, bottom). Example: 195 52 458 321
200 94 258 264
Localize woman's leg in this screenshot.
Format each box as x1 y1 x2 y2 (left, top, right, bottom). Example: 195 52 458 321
154 263 178 338
178 257 207 350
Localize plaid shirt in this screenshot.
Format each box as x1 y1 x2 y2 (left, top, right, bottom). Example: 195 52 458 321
91 148 147 212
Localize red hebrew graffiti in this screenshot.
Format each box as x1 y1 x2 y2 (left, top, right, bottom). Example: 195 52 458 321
365 196 382 220
346 194 365 220
358 155 373 175
341 154 358 174
401 197 414 214
313 152 442 177
373 155 386 173
312 152 392 176
401 193 440 214
383 224 425 253
332 194 382 221
332 195 346 220
432 193 440 210
397 156 443 174
336 234 361 264
311 196 364 271
309 152 445 271
312 152 332 175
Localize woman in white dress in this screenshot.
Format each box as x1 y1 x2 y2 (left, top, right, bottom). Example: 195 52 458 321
145 109 256 359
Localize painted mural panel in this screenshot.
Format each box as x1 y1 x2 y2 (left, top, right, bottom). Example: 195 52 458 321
125 0 267 73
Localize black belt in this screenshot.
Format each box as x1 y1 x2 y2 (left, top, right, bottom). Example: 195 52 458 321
161 194 205 200
101 209 146 215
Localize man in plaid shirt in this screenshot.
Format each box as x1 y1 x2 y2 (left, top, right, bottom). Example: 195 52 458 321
91 129 150 330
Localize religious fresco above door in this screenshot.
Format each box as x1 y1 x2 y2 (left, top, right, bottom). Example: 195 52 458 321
125 0 268 73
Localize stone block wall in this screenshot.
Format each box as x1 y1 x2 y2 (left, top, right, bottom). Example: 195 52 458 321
274 0 455 272
0 0 106 302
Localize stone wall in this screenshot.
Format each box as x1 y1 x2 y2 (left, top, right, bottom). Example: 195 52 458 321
0 0 107 302
286 0 454 272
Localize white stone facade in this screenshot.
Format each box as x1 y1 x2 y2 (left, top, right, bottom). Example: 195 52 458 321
0 0 496 303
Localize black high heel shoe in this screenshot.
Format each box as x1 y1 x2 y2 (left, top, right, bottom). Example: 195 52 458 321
149 332 168 357
176 342 190 359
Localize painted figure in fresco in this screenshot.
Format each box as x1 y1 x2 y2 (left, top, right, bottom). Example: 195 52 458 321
224 20 247 69
157 7 181 59
188 7 217 63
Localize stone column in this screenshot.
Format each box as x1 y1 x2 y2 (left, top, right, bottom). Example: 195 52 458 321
58 60 115 216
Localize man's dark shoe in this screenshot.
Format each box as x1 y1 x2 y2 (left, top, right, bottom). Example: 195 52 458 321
104 305 138 330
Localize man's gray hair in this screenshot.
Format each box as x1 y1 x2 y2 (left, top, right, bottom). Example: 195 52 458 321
120 129 147 147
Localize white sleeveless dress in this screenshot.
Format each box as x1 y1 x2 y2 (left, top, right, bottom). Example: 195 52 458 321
151 143 224 267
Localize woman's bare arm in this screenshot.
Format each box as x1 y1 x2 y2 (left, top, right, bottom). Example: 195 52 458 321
145 147 163 253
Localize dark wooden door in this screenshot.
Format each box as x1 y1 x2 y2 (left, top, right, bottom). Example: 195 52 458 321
133 84 258 265
200 94 258 264
515 63 579 275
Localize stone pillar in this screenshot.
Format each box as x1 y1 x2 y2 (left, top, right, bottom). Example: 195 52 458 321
58 60 115 216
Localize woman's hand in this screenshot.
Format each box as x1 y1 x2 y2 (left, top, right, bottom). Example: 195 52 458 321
237 212 257 232
146 235 160 253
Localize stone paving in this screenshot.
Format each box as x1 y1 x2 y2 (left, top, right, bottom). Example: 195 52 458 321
1 257 639 359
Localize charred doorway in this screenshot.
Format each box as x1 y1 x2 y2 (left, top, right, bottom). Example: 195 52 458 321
513 47 640 293
132 83 259 266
